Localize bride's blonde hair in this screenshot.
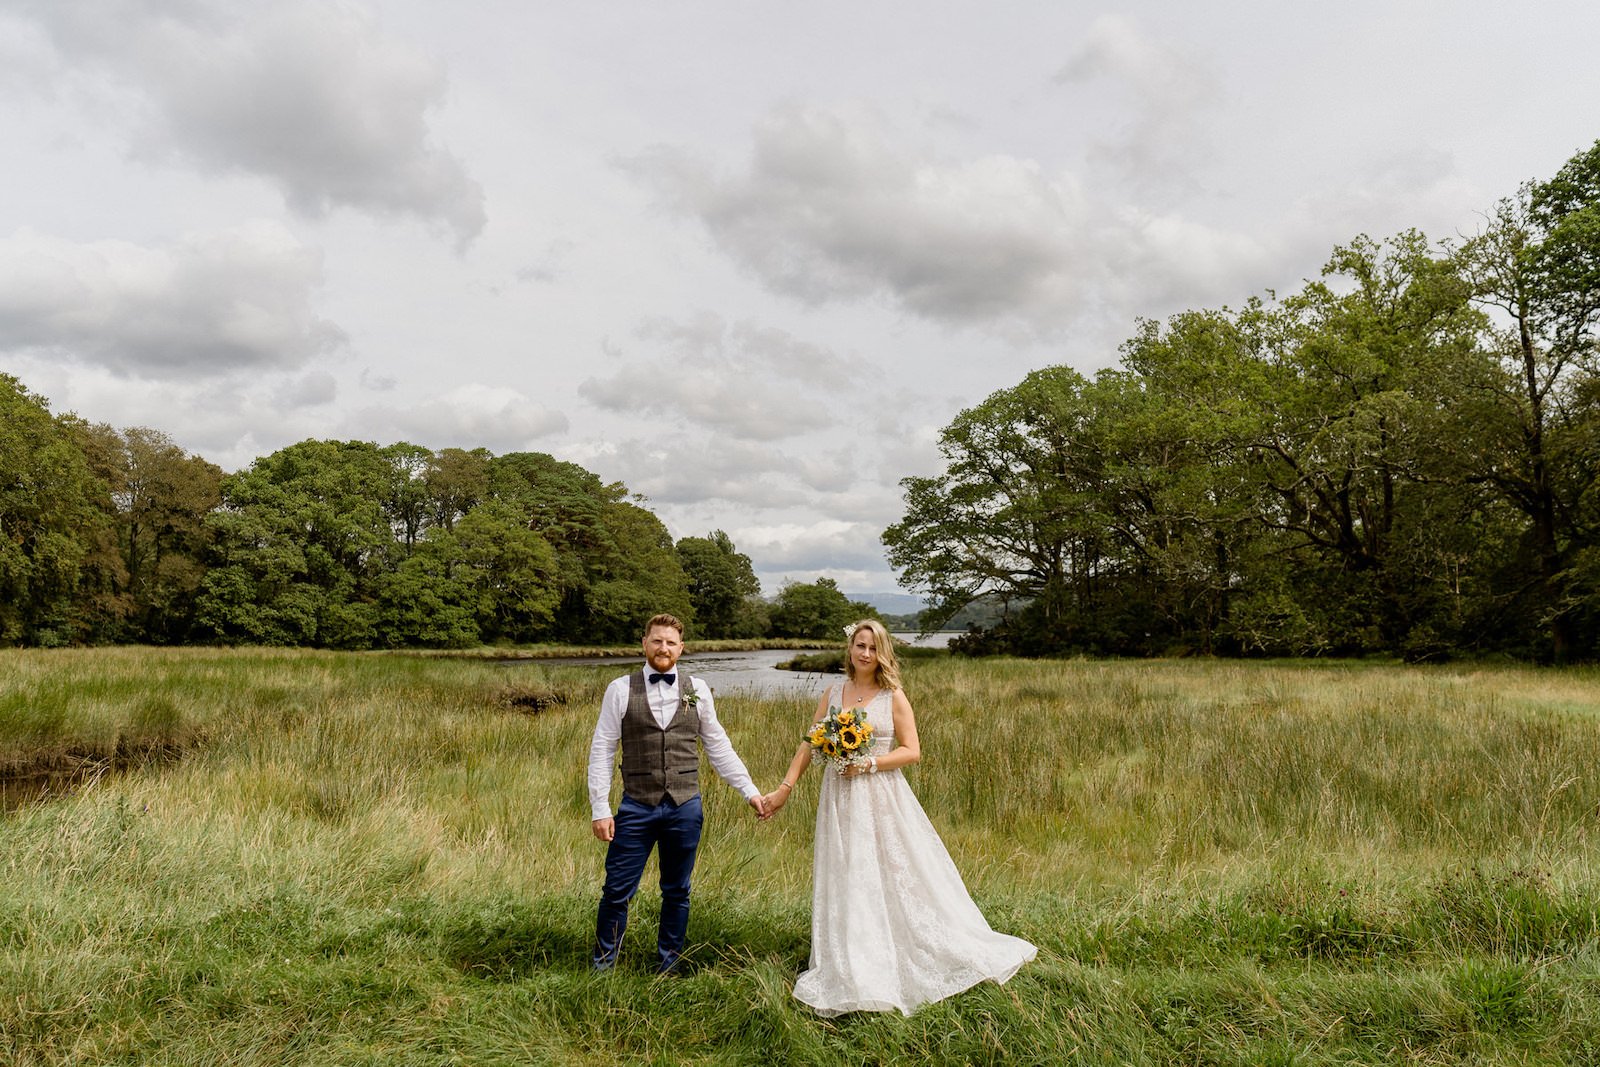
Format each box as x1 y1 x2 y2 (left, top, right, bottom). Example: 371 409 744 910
844 619 902 691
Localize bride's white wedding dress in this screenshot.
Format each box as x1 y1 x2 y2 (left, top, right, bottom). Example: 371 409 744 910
792 686 1036 1016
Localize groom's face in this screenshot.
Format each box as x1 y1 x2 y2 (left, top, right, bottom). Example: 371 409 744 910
642 625 684 672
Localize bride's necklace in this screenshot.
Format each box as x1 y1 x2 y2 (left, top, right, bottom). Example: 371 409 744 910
845 681 879 706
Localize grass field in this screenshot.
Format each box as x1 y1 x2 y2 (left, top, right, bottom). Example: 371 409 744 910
3 648 1600 1065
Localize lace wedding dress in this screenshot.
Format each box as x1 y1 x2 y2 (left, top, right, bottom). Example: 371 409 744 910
792 686 1036 1016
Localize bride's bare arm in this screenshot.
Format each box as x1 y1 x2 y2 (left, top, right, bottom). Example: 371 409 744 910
884 689 922 768
760 688 831 817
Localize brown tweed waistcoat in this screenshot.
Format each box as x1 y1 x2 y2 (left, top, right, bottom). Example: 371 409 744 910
619 670 700 805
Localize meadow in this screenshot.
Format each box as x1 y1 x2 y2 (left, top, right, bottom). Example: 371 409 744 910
3 647 1600 1065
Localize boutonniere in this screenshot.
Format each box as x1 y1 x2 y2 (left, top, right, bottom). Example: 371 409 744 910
681 686 700 708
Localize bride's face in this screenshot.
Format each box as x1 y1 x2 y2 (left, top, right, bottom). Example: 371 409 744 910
850 630 878 678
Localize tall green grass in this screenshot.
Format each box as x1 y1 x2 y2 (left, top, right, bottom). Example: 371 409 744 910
3 649 1600 1064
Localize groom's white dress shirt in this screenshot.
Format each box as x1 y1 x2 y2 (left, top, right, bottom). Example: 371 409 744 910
587 668 761 821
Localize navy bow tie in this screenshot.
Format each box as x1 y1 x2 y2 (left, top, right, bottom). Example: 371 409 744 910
649 672 675 685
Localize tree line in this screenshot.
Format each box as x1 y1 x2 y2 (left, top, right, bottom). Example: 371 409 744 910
886 141 1600 662
0 385 874 648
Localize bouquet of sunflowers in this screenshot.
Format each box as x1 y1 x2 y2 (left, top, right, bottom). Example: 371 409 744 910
806 705 876 773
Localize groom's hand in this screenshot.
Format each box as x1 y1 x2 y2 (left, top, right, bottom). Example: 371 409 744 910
749 794 767 819
592 817 615 842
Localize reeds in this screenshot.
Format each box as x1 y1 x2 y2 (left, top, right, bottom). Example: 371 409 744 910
3 648 1600 1064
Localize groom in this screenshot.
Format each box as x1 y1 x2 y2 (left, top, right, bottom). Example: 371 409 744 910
587 613 766 974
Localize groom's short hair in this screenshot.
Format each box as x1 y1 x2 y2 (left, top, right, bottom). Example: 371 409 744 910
643 613 685 638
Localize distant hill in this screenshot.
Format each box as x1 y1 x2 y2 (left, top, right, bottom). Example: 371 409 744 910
847 591 927 616
853 591 1019 633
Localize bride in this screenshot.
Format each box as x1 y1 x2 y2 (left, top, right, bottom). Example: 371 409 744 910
761 619 1036 1016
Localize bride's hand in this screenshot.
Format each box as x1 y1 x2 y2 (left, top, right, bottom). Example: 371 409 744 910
760 790 787 818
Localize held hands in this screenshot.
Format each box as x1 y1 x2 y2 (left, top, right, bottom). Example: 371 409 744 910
748 794 769 820
757 792 785 820
757 781 796 820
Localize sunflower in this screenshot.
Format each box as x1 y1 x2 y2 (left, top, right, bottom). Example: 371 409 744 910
837 710 855 727
821 738 840 758
807 724 826 746
838 724 863 751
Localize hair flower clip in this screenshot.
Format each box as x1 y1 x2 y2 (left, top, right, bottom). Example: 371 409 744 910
843 622 860 639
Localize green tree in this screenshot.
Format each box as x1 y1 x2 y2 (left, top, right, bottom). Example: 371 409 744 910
585 501 694 643
489 451 619 636
375 550 479 648
1455 144 1600 660
676 530 762 637
884 366 1162 651
373 500 563 650
381 442 434 552
1138 234 1487 655
769 578 872 639
489 453 693 642
73 424 223 643
425 447 491 533
888 234 1503 658
198 440 398 647
55 417 133 642
0 376 110 645
1070 352 1259 654
434 502 561 643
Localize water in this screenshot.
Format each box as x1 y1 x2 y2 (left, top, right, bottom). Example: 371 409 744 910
3 743 185 812
516 633 955 700
525 648 830 700
897 631 957 648
680 648 835 698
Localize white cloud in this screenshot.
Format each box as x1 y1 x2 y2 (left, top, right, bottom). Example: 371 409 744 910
1054 13 1219 121
735 519 891 576
1293 148 1484 245
1101 208 1282 310
274 369 337 409
1053 15 1222 199
0 11 57 96
0 222 343 376
0 352 335 470
514 239 578 286
575 437 815 509
15 0 484 245
8 0 1598 602
578 313 856 441
625 102 1290 339
356 383 568 452
574 430 912 538
626 106 1096 334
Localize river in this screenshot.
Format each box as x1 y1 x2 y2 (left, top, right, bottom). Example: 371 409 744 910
516 632 955 699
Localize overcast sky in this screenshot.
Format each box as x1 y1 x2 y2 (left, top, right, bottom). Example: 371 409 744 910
3 1 1597 598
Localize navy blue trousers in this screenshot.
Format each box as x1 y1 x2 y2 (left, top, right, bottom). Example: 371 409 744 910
593 793 703 972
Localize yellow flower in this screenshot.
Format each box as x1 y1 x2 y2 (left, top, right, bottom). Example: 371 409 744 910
837 710 855 726
807 724 825 746
839 725 862 750
821 738 840 758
